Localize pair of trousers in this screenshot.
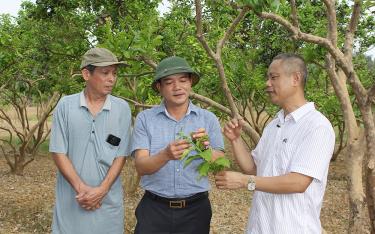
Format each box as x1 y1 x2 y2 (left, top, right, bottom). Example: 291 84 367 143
134 191 212 234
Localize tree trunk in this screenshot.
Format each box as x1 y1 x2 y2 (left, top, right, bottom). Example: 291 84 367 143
11 159 25 176
123 157 140 195
361 104 375 233
347 128 368 233
325 58 369 232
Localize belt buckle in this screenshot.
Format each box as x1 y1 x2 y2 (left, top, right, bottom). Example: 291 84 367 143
169 200 186 208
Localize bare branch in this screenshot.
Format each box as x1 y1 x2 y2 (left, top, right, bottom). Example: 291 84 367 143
217 6 250 54
0 145 14 170
190 92 231 115
289 0 299 28
23 158 34 168
311 60 325 69
0 77 12 92
322 0 338 45
136 55 157 69
256 11 367 100
124 71 154 78
119 96 155 109
194 0 217 59
190 92 260 143
195 0 243 118
21 92 59 153
368 84 375 104
256 11 343 60
344 0 362 59
0 127 16 153
0 109 24 140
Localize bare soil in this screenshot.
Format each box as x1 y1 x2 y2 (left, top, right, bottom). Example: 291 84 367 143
0 152 353 234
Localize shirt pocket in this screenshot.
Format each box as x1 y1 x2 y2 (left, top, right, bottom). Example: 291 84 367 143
274 142 297 174
99 142 119 168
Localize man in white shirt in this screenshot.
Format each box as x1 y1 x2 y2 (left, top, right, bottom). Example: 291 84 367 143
215 53 335 233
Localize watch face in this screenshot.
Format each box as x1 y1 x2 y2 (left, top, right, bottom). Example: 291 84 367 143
248 182 256 191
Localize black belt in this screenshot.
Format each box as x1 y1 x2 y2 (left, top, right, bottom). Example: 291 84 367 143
144 190 208 209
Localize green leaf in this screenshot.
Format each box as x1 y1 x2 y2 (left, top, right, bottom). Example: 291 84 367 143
183 155 201 168
213 156 231 167
180 146 194 161
199 148 212 162
197 161 210 179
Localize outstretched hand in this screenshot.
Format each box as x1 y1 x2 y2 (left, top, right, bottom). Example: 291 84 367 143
223 118 245 141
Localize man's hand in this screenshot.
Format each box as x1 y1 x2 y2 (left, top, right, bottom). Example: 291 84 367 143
214 171 249 190
223 118 244 142
163 139 191 160
76 182 108 211
191 128 209 149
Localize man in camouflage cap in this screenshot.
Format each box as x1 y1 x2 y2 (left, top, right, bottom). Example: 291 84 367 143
50 47 132 234
131 56 225 233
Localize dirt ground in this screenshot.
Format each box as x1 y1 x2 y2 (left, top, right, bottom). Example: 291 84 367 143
0 151 355 234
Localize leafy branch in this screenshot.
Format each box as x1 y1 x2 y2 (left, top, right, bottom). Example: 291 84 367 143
177 131 230 180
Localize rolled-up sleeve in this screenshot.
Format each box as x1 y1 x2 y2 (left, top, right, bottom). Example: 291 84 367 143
130 112 150 155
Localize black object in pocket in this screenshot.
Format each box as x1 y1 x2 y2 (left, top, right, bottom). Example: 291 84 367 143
106 134 121 146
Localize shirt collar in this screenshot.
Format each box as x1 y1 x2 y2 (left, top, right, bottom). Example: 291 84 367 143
79 91 111 111
155 100 198 117
277 102 315 124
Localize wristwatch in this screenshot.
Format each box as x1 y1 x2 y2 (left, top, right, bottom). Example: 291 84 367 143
247 175 256 191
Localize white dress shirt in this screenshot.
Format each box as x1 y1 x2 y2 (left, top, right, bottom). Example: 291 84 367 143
247 102 335 234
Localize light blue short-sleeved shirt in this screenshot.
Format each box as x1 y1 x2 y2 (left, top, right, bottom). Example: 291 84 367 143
131 101 224 198
49 91 132 234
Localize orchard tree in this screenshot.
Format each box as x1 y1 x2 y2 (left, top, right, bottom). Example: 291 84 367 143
191 0 375 232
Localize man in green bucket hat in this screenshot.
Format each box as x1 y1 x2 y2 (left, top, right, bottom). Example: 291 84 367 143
49 47 132 234
131 56 225 233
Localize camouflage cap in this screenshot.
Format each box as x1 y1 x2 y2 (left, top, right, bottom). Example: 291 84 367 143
80 47 128 70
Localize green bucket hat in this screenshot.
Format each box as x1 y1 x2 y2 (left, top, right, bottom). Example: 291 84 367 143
152 56 200 92
80 47 128 70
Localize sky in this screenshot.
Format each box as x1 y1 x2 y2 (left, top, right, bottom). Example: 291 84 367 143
0 0 374 58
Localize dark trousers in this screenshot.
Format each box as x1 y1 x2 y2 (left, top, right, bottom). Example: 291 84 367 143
134 191 212 234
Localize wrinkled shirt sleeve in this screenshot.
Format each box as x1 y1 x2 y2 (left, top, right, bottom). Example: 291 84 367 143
49 98 68 155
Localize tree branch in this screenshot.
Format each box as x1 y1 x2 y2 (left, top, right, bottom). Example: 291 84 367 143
322 0 338 45
0 109 24 140
368 84 375 103
0 127 16 153
0 145 14 171
21 92 59 154
256 10 367 102
194 0 217 59
119 96 155 109
135 55 158 69
195 0 244 119
217 6 250 54
124 71 154 78
256 11 343 60
344 0 362 59
190 92 260 143
190 92 231 115
289 0 299 28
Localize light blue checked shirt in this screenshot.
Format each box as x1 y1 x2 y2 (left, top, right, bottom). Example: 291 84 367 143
49 91 132 234
131 101 224 198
